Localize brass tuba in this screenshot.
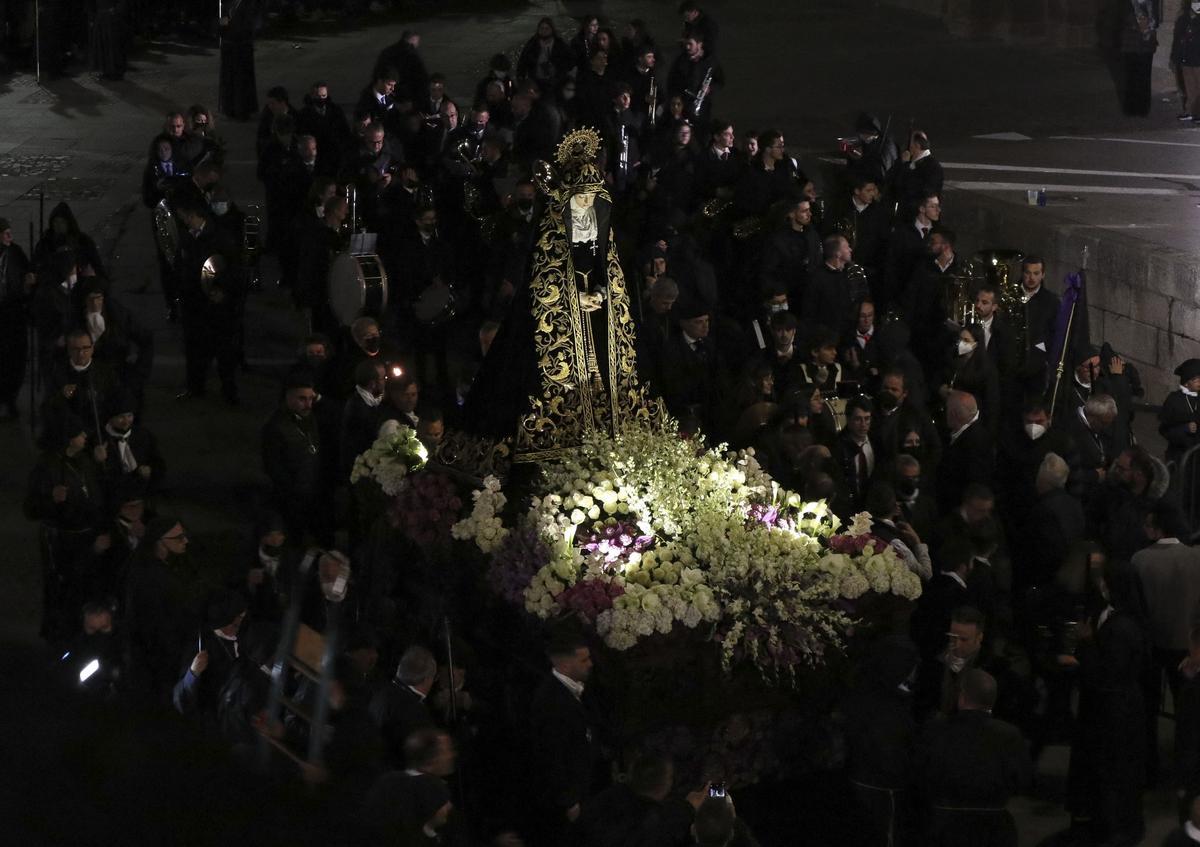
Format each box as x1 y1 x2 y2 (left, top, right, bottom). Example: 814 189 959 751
944 261 980 328
153 198 179 266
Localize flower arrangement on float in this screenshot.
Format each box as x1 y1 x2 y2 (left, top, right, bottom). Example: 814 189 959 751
349 425 429 496
452 425 921 682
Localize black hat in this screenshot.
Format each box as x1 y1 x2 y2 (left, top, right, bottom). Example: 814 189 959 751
144 514 182 544
1177 359 1200 383
204 588 248 628
0 217 11 232
674 296 711 321
854 112 882 135
105 386 137 420
1075 344 1100 367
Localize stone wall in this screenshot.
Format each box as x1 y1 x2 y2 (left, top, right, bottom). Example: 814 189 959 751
944 187 1196 402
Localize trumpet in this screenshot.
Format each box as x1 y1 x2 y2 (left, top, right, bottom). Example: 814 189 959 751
691 67 713 118
648 75 658 130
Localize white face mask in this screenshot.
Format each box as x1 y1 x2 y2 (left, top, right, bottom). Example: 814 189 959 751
65 273 77 289
956 340 976 356
1024 422 1046 441
1193 2 1200 13
768 302 788 313
211 201 229 216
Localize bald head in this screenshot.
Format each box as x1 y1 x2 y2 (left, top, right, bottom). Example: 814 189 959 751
946 390 978 431
958 668 997 711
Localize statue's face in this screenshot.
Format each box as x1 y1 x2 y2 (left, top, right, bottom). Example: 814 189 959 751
571 192 596 210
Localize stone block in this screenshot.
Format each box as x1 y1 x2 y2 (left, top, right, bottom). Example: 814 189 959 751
1145 252 1198 305
1127 288 1170 329
1171 299 1200 342
1103 313 1159 367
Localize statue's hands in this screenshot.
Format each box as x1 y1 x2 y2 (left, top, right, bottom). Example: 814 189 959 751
579 291 605 313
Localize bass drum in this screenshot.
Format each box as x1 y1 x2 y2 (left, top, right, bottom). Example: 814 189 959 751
328 253 388 326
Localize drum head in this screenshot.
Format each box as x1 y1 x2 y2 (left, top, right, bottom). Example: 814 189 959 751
329 252 366 326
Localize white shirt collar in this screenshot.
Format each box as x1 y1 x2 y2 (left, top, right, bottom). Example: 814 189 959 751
946 571 968 590
1156 537 1183 545
852 197 869 213
552 668 585 699
1185 820 1200 842
1183 385 1199 398
950 411 979 443
355 385 382 407
70 360 92 373
911 149 932 164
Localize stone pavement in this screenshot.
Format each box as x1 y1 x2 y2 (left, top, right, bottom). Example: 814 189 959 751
0 1 1187 843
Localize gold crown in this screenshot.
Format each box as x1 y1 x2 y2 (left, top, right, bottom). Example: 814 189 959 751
554 127 602 168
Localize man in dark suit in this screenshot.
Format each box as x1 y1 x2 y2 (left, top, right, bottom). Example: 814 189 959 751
971 282 1019 413
368 646 437 769
659 298 729 439
262 373 331 547
916 669 1031 847
875 368 942 471
1066 393 1121 498
804 234 864 339
530 632 605 842
758 196 821 306
890 130 944 214
372 30 429 107
1134 502 1200 745
1018 255 1060 400
904 226 961 377
896 453 939 542
836 176 892 294
340 359 385 481
937 390 994 513
911 542 976 664
356 70 399 129
1026 452 1086 590
694 120 745 203
833 396 878 518
882 193 939 314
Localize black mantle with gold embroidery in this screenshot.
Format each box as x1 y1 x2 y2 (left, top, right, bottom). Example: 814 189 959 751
459 128 666 464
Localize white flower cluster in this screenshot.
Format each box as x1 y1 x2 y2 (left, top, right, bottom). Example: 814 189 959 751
817 545 923 603
450 475 509 553
468 424 921 679
596 575 721 650
349 426 428 495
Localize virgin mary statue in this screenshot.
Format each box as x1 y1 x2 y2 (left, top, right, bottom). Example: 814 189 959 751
462 128 666 461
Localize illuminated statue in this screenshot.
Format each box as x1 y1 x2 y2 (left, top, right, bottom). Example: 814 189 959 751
511 128 667 460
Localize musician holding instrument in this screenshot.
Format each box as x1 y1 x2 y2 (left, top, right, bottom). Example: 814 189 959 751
805 234 864 339
296 196 347 335
829 175 889 299
627 44 662 131
174 200 243 405
667 32 723 127
602 84 644 199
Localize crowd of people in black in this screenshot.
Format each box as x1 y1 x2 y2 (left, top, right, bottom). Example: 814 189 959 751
12 2 1200 846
